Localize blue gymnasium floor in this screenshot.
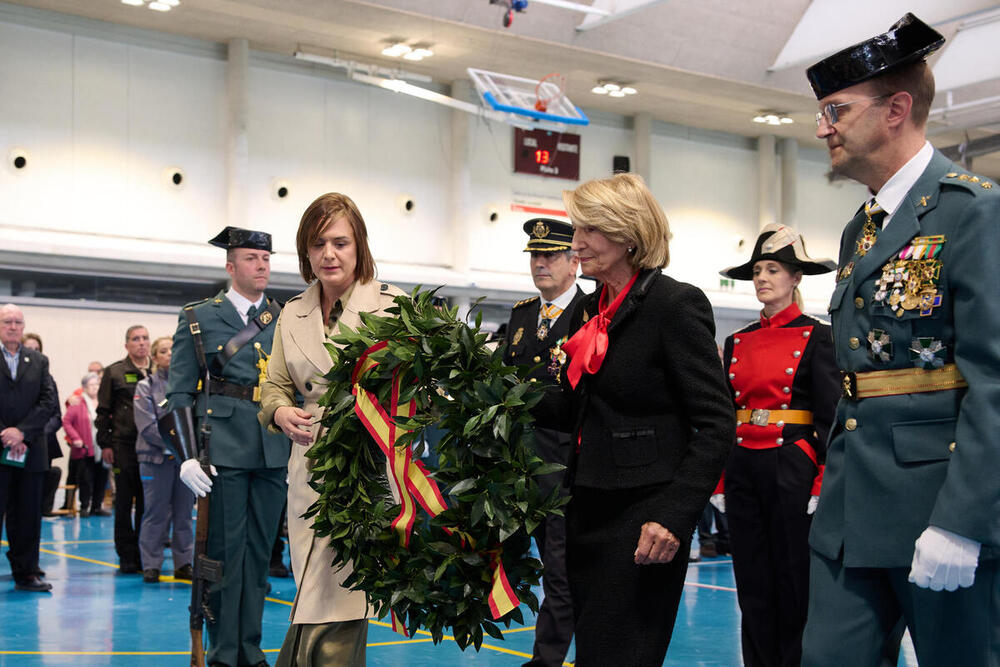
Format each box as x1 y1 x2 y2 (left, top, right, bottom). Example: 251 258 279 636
1 515 917 666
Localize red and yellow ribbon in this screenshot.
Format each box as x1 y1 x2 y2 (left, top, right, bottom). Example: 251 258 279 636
351 341 520 635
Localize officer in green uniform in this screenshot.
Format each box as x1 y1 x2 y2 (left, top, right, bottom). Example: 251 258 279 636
168 227 290 667
503 218 584 667
801 14 1000 666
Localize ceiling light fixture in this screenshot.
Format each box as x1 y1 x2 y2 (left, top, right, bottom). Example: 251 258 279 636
381 40 434 61
121 0 145 5
592 80 638 97
752 112 794 126
148 2 172 10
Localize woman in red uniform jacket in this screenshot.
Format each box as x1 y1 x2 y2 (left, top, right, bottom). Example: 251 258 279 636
716 224 839 667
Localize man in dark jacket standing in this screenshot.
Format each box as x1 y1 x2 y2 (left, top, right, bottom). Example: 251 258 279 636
96 324 151 573
802 14 1000 666
504 219 584 667
0 304 56 592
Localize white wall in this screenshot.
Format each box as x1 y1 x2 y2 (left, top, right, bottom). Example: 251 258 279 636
1 8 872 328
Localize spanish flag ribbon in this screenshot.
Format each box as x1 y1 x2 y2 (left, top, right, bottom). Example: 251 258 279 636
351 341 520 634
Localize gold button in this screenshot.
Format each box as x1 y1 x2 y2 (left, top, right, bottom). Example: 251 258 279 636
217 345 223 351
533 356 541 363
854 297 864 309
948 442 956 452
845 417 857 431
849 337 860 349
206 409 213 415
530 378 537 383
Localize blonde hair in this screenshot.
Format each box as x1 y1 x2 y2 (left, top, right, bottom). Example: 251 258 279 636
562 173 671 270
151 336 172 358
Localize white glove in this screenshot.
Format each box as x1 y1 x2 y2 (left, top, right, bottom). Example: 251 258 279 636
908 526 980 591
180 459 217 498
709 493 725 514
807 495 819 515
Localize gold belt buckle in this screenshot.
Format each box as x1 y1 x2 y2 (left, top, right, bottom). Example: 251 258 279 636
750 409 770 426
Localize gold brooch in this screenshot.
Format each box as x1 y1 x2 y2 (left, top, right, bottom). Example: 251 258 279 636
532 221 550 239
260 311 273 325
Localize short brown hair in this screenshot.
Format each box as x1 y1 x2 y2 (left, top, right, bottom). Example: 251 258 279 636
869 61 935 128
22 332 42 352
295 193 376 284
562 173 671 270
125 325 147 342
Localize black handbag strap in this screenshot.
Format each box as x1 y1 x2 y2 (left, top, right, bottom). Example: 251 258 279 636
208 298 281 377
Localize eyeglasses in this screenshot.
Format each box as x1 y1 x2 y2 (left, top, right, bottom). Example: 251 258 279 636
0 319 25 326
815 94 891 127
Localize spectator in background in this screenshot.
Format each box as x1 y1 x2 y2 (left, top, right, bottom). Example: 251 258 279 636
62 372 109 517
22 334 65 519
133 336 193 584
1 304 57 592
96 325 151 573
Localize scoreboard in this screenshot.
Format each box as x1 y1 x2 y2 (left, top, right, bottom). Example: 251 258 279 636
513 128 581 181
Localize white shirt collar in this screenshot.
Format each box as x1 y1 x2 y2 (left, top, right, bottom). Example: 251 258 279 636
225 287 264 325
539 282 578 317
874 141 934 226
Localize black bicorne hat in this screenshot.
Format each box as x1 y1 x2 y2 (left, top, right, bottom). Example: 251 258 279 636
522 218 574 253
720 224 836 281
208 226 273 252
806 13 945 100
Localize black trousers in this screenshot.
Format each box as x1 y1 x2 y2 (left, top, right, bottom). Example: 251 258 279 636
41 460 61 514
113 450 144 566
567 484 690 667
525 429 574 667
726 445 814 667
70 457 108 512
0 465 44 581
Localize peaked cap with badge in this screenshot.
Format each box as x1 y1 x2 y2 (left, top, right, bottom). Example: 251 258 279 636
522 217 574 253
721 224 836 280
806 12 945 100
208 226 274 252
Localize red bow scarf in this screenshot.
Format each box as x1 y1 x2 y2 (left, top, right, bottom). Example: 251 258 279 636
562 272 639 389
351 341 520 635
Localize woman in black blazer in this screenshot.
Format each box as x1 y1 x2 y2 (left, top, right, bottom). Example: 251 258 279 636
540 174 734 665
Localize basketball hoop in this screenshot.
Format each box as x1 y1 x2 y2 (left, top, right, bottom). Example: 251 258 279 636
535 73 566 113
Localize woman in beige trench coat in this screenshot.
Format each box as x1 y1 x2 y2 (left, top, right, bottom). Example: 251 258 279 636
259 192 404 667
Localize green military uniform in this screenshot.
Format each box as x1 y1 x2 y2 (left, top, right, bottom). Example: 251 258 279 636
167 228 290 667
800 16 1000 665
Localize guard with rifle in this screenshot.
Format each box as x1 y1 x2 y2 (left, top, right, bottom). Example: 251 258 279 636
163 227 290 667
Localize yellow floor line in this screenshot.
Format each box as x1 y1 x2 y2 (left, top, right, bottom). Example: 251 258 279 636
38 539 115 545
24 542 549 661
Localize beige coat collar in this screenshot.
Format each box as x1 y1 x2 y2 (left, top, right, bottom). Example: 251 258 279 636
285 280 386 375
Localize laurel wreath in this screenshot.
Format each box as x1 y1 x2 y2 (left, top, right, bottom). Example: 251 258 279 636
304 288 566 650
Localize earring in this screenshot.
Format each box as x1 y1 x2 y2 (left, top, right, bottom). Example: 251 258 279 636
627 246 636 254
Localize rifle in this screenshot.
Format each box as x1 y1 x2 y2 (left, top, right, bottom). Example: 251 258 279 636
189 418 222 667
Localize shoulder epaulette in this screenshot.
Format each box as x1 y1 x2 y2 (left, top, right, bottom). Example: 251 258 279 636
512 296 540 309
941 170 995 194
284 293 303 304
182 297 210 309
803 313 831 326
729 319 758 337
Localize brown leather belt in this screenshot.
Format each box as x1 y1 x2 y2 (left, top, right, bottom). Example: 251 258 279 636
841 364 967 401
736 409 814 426
208 376 258 402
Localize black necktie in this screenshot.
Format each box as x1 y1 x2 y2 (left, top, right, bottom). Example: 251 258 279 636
246 304 258 321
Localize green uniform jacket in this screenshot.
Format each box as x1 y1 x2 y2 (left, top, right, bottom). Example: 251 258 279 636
811 150 1000 568
165 290 290 470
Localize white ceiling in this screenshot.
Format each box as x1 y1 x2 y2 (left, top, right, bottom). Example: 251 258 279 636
5 0 1000 176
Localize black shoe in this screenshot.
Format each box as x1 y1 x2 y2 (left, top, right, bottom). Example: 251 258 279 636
700 542 718 559
33 567 45 577
269 562 289 578
173 564 193 581
79 509 90 518
15 576 52 592
143 568 160 583
119 561 141 574
91 509 111 517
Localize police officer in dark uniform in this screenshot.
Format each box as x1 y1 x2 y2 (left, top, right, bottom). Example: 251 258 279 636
168 227 289 667
504 218 584 667
96 324 151 573
801 14 1000 666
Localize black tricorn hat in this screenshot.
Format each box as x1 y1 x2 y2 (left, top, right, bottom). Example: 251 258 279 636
721 224 836 281
522 218 574 253
208 226 273 252
806 13 945 100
